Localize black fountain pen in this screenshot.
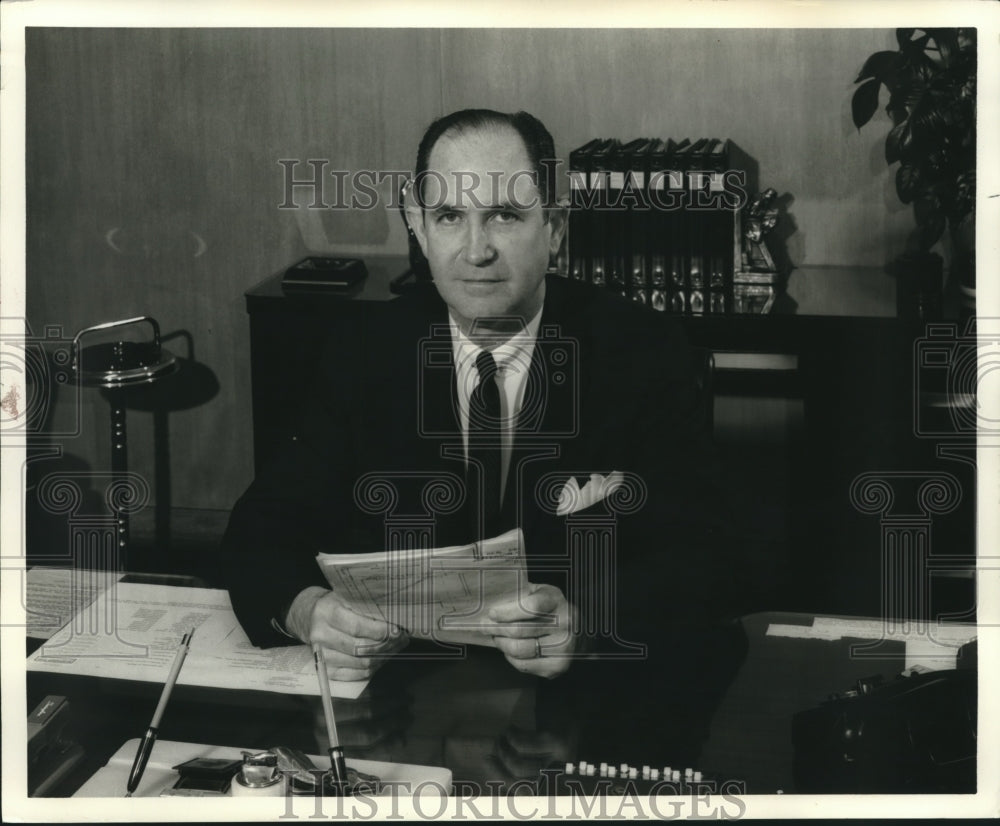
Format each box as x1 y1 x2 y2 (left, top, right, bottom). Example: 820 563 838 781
125 627 195 797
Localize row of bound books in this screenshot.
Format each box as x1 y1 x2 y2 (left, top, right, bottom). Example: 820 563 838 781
564 137 752 314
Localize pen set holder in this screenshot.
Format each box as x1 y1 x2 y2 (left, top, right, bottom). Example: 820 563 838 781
229 748 380 797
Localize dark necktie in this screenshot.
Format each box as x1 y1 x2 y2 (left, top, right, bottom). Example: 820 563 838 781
468 350 502 539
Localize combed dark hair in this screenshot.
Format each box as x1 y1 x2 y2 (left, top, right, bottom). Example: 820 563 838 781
412 109 557 212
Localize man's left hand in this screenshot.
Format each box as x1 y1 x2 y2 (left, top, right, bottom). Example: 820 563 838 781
486 583 577 679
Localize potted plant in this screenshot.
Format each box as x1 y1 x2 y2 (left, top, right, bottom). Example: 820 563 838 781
851 28 976 311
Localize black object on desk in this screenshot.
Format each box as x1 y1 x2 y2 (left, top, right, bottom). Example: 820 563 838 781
169 756 242 795
792 667 977 793
283 257 367 292
28 695 84 797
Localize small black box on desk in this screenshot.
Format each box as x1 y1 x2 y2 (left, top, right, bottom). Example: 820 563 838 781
282 257 367 292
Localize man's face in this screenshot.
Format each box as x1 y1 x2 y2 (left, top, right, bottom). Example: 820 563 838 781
409 126 565 337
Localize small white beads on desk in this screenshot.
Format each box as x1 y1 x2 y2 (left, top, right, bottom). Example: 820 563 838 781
562 761 701 784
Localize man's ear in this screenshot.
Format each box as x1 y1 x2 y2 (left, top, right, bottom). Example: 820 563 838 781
403 190 429 258
546 204 568 259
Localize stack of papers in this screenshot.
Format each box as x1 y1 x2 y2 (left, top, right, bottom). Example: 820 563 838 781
316 528 527 647
27 583 367 699
25 567 125 640
27 529 530 696
765 616 978 671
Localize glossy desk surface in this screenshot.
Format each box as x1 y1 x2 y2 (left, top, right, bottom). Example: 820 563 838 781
26 601 920 797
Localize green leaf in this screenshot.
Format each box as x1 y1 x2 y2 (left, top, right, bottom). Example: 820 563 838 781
854 50 899 85
895 164 922 203
852 78 881 129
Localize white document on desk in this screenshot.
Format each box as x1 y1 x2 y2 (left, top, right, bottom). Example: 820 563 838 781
765 616 978 671
25 567 125 640
26 583 367 699
316 528 527 648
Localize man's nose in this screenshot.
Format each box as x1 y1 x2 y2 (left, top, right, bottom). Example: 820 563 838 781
462 220 497 266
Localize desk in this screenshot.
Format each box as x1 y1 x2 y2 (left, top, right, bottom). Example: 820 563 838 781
27 602 954 797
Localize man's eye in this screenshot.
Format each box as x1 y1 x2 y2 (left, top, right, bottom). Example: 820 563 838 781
493 211 521 223
437 212 461 225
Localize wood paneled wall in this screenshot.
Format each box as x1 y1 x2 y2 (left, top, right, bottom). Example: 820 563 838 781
25 28 903 511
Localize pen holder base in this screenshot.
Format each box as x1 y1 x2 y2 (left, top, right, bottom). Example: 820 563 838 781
230 773 286 797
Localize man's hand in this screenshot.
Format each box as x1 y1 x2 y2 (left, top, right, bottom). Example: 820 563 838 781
285 587 409 682
486 583 577 679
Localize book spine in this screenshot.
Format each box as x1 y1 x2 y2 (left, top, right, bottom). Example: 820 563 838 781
607 141 628 298
647 139 668 312
685 138 710 317
708 140 733 315
667 139 691 314
588 140 613 288
568 139 600 283
622 138 652 307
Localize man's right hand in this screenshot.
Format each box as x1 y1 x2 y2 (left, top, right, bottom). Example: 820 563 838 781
285 586 409 681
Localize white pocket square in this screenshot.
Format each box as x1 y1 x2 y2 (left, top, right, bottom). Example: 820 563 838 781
556 471 625 516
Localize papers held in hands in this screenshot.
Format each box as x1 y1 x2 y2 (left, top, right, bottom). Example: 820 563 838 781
315 528 527 647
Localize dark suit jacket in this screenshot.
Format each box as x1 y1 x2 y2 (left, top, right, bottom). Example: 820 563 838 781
222 276 741 650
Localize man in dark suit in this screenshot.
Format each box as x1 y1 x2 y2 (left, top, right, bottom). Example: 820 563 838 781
222 109 737 686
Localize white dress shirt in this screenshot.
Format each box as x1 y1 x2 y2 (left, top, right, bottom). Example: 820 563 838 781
449 308 543 505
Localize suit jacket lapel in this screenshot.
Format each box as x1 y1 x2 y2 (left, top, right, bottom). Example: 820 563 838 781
506 278 593 542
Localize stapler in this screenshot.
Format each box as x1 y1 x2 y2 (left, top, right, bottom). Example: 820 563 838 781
28 695 84 796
